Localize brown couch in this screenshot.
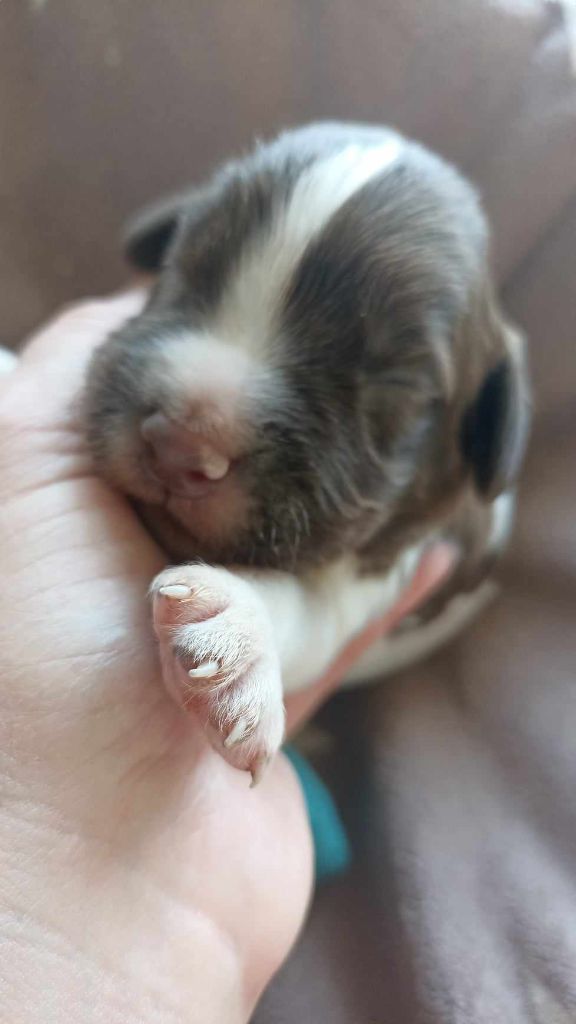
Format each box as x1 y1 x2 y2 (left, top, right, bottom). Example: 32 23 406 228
2 2 576 1020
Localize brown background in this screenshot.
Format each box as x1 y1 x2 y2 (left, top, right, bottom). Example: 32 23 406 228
1 0 574 354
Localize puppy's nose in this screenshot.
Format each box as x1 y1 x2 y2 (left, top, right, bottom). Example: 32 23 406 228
141 411 231 494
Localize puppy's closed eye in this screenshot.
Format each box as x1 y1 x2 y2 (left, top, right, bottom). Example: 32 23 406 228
124 189 195 272
462 354 529 499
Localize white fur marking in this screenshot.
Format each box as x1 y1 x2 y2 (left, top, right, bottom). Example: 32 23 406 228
0 348 18 374
242 540 426 695
211 140 404 354
488 491 515 553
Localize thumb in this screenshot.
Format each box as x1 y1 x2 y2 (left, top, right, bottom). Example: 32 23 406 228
1 291 146 430
0 292 147 495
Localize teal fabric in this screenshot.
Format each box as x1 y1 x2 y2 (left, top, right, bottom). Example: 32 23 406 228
284 745 351 883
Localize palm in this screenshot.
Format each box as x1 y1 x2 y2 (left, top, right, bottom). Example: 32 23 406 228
0 296 311 1020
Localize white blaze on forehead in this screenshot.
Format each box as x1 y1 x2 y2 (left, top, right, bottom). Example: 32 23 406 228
151 331 283 426
209 138 404 355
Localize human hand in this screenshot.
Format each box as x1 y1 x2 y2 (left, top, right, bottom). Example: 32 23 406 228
0 293 453 1023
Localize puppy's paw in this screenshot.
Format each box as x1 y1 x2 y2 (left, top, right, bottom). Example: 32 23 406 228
150 564 285 784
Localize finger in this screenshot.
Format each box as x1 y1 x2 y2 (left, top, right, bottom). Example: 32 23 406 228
0 292 161 566
0 291 147 430
21 289 147 367
285 542 457 733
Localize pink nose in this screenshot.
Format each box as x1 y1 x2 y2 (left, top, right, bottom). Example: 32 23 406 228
141 411 231 496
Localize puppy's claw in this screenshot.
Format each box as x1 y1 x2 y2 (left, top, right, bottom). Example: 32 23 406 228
188 660 219 679
249 756 271 788
158 583 193 600
151 564 284 784
224 717 251 748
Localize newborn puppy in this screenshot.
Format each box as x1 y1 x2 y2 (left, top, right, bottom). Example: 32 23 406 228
84 122 529 782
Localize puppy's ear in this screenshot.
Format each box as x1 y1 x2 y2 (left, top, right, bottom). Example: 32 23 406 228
123 183 216 272
123 193 187 272
460 303 530 500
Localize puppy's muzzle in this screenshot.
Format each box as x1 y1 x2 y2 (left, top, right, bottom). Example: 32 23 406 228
141 410 232 498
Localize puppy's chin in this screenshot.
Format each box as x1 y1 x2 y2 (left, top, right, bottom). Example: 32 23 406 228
134 503 205 561
133 481 253 564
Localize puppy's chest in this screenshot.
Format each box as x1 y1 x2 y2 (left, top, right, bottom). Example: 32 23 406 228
336 579 496 691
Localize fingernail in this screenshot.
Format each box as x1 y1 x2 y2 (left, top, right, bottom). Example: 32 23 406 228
188 660 219 679
158 584 192 600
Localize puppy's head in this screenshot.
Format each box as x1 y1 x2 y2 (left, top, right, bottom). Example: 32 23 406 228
84 123 529 571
